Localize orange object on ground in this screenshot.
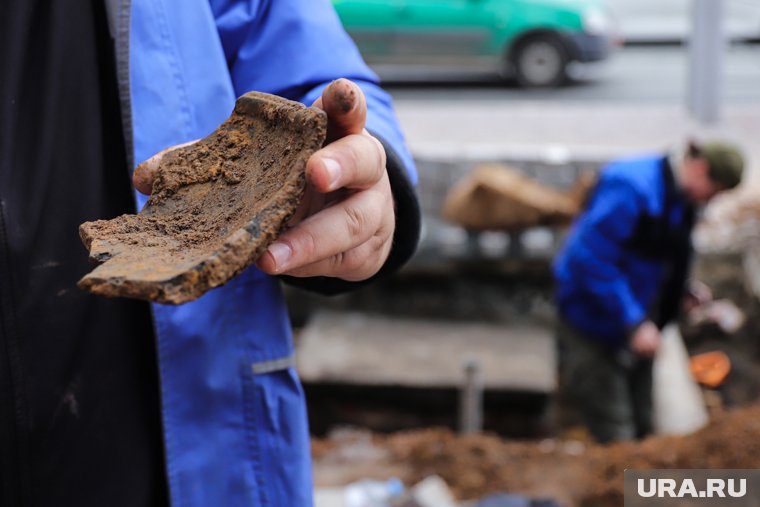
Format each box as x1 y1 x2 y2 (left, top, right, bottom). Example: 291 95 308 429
689 351 732 388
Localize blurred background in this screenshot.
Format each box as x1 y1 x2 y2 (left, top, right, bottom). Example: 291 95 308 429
295 1 760 505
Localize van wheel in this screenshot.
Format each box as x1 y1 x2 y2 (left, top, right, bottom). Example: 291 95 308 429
512 35 569 88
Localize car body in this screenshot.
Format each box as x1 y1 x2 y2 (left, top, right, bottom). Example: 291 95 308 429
332 0 616 87
606 0 760 43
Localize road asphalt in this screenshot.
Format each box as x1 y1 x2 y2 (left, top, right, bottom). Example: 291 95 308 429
393 100 759 185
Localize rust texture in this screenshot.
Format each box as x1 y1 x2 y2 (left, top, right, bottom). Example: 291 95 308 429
78 92 327 304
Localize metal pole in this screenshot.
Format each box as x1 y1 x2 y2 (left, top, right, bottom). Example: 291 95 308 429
466 230 481 258
688 0 725 124
459 358 483 434
507 231 523 258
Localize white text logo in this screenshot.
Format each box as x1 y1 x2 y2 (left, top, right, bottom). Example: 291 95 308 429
637 479 747 499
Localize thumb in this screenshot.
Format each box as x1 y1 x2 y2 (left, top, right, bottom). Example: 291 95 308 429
133 139 198 195
312 78 367 143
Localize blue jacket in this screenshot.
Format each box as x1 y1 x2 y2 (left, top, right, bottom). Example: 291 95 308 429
113 1 418 505
553 155 693 348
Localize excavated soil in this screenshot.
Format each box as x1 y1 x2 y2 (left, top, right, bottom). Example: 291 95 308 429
79 92 326 304
313 404 760 506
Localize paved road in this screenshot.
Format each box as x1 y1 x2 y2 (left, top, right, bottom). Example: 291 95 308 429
382 44 760 104
379 44 759 186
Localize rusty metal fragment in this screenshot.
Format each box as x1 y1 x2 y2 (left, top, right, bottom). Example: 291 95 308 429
78 92 327 304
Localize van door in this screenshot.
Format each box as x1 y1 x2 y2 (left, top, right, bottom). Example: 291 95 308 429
333 0 403 61
393 0 498 65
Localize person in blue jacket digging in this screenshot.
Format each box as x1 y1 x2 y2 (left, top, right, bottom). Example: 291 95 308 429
553 140 743 443
0 1 419 506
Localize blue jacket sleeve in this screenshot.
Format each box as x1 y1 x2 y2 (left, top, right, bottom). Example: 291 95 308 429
208 0 420 293
563 178 648 330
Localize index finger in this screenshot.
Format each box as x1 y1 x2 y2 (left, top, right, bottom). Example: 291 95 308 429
307 133 387 193
312 78 367 143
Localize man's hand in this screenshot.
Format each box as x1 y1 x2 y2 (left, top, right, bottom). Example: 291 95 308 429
133 79 395 282
683 279 713 313
629 320 661 358
133 139 198 195
255 79 394 281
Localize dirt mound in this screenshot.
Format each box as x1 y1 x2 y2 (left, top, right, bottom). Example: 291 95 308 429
78 92 326 304
313 404 760 506
441 164 595 231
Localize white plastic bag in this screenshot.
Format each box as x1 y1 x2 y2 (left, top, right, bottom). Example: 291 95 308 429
653 324 709 435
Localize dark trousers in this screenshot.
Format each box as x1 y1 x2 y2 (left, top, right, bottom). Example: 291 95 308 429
557 320 654 443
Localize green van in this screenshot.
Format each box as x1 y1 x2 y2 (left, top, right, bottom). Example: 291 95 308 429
332 0 616 87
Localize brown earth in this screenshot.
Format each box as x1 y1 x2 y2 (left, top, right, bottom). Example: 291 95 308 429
441 163 596 232
78 92 326 304
313 404 760 506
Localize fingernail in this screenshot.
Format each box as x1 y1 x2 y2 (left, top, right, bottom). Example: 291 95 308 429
267 242 292 271
322 158 341 189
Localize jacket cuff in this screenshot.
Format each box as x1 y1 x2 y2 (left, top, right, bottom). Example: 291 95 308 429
624 303 648 338
280 133 421 295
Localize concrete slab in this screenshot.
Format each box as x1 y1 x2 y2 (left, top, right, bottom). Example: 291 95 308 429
296 311 556 393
